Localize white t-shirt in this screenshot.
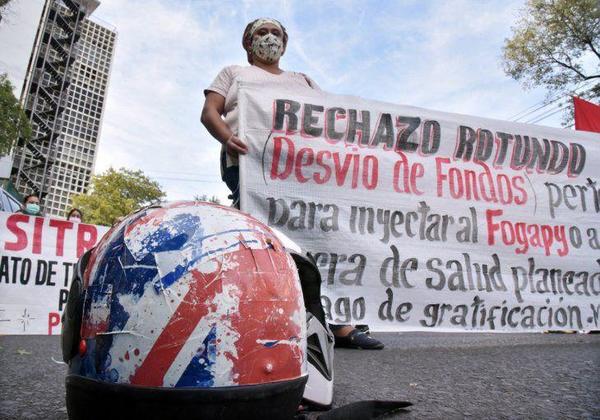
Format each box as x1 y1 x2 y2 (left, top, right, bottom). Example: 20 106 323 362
204 65 320 173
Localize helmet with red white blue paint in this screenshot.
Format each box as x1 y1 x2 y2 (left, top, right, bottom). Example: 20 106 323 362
62 201 308 420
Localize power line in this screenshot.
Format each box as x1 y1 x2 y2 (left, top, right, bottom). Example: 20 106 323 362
523 103 565 124
508 80 595 122
512 95 565 122
519 82 598 125
508 89 566 121
527 105 569 124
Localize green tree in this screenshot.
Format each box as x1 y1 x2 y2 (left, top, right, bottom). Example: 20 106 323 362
194 194 221 204
502 0 600 124
72 167 165 226
0 0 14 24
0 73 32 156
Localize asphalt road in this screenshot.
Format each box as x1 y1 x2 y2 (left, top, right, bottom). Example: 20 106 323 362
0 333 598 419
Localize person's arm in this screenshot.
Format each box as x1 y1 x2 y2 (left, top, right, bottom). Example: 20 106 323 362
201 92 248 157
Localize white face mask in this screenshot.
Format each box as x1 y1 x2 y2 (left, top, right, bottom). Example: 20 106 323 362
70 216 81 223
251 33 284 63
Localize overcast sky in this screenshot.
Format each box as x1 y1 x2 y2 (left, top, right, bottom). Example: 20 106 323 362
0 0 566 204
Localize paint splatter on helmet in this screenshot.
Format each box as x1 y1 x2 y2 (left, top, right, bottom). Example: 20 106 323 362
62 201 308 420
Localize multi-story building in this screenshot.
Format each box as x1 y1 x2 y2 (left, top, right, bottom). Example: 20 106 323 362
10 0 116 217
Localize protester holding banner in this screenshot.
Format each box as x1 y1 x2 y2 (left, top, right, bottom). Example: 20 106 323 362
16 193 43 216
201 18 384 350
201 18 319 208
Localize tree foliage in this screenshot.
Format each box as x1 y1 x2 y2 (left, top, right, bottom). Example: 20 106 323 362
0 0 14 24
71 167 165 226
502 0 600 123
194 194 221 204
0 73 32 157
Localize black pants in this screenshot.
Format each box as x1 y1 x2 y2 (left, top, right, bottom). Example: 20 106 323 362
222 165 240 209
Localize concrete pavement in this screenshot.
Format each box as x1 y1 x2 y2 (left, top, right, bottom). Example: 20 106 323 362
0 333 598 419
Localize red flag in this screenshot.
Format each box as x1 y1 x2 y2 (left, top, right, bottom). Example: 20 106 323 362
573 96 600 133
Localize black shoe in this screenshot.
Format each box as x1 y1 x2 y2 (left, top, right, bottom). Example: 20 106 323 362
355 324 370 335
334 329 384 350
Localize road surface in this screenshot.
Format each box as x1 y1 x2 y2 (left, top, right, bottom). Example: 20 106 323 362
0 333 598 419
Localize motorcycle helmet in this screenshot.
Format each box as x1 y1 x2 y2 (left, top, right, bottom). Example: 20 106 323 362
270 228 335 409
62 201 333 420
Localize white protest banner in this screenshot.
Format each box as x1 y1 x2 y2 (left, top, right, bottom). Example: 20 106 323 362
238 82 600 332
0 211 109 335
